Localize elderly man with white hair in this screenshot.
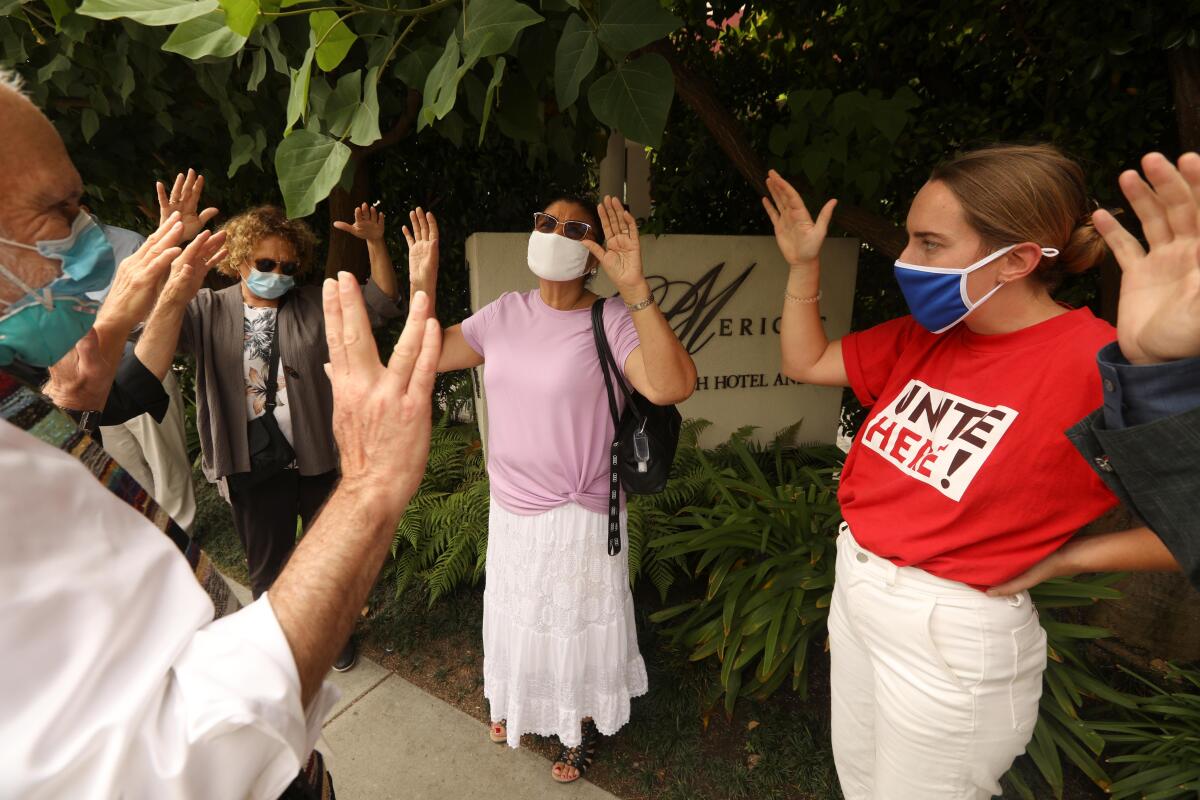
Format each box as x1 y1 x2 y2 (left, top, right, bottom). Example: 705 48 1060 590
0 68 442 798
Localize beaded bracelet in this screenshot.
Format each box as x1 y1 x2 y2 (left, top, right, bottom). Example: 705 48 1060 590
784 290 822 304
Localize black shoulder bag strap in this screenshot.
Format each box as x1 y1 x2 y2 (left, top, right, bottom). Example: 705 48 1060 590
591 299 637 557
264 297 284 417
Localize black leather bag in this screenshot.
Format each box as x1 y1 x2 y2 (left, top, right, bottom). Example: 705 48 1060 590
591 298 682 555
227 303 295 494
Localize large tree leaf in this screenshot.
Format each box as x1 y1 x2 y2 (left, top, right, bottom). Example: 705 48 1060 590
461 0 542 62
420 33 463 127
595 0 681 59
217 0 257 37
77 0 217 26
309 10 356 72
274 129 350 218
395 42 442 90
323 70 361 136
586 53 674 148
284 34 316 134
477 56 506 145
346 66 381 145
163 10 248 59
554 13 596 108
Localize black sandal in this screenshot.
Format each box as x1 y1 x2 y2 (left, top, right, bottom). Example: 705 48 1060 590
552 719 599 784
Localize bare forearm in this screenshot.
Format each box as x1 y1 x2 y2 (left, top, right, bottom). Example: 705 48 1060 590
1058 527 1182 576
620 280 696 402
134 301 187 380
779 262 829 380
367 239 398 300
269 481 401 707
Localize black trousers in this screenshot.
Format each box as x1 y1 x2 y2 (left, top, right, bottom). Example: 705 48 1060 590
229 468 338 599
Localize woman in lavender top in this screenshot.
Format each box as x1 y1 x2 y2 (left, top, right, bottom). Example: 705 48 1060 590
413 196 696 782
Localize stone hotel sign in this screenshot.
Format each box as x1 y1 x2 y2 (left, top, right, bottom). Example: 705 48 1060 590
464 234 859 446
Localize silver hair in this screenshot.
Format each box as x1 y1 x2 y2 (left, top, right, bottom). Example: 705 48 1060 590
0 66 26 96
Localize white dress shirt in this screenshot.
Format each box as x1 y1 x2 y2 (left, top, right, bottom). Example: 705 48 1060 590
0 420 338 799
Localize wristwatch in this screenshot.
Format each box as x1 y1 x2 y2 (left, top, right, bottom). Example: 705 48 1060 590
61 408 102 435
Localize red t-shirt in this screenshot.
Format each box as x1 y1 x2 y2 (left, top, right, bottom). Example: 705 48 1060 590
839 308 1118 590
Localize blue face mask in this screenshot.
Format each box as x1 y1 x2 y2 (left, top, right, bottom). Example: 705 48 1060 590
245 268 295 300
0 212 116 367
893 244 1059 334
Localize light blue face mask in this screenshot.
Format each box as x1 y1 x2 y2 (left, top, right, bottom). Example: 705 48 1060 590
245 268 295 300
0 212 116 367
893 244 1060 334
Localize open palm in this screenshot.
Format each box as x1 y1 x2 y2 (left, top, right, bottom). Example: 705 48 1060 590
401 207 438 287
157 169 218 243
334 203 387 242
762 169 837 267
1094 152 1200 364
582 196 643 290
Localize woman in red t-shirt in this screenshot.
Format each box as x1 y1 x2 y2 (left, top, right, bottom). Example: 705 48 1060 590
762 144 1178 799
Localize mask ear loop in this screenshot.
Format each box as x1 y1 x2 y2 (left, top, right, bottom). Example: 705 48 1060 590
0 260 54 311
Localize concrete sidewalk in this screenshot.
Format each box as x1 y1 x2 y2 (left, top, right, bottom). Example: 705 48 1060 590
225 578 619 800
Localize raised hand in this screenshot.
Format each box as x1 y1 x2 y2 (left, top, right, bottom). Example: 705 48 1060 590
333 202 387 242
47 214 188 410
96 212 185 334
322 273 441 520
1093 152 1200 364
156 169 218 243
159 229 228 308
400 207 439 289
582 196 643 292
762 169 837 269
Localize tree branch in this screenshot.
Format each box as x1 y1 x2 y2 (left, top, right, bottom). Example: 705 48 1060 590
648 42 908 259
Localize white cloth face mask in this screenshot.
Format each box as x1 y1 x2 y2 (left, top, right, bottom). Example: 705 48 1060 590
527 231 591 282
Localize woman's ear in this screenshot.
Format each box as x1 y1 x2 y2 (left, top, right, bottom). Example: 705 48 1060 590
996 242 1044 283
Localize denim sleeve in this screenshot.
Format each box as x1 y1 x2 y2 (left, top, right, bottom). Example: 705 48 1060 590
1097 342 1200 429
1068 406 1200 590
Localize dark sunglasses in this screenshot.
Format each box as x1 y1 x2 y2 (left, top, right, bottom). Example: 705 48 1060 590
533 212 592 241
255 258 300 276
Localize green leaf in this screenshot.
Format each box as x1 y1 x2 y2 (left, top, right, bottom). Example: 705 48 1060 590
323 69 361 136
37 54 72 83
310 10 356 72
81 108 100 142
346 66 381 146
421 33 463 127
554 13 597 109
285 34 316 134
228 132 255 177
478 56 506 145
274 129 351 218
261 24 288 74
46 0 72 28
247 46 267 90
395 43 442 90
218 0 257 37
163 11 248 59
595 0 681 59
461 0 543 63
586 53 674 148
77 0 218 26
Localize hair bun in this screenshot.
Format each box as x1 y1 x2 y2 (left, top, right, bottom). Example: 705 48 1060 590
1058 214 1108 274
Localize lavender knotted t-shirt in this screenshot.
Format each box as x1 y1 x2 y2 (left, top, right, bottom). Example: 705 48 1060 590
461 290 641 516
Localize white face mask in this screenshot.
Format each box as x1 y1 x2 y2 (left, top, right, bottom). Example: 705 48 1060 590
527 231 592 282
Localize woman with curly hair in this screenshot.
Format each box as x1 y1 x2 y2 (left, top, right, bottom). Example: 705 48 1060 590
144 200 406 672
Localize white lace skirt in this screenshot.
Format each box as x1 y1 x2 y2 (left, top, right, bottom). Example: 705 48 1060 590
483 500 648 748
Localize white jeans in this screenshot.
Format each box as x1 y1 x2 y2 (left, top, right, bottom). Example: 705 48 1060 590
828 525 1046 800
